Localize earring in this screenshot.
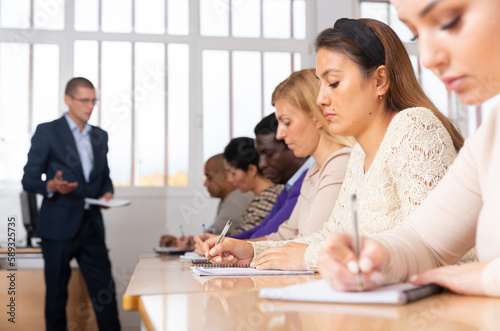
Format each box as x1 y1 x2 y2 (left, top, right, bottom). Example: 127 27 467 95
379 94 383 100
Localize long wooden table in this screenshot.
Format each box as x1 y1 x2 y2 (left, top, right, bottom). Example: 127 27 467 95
124 255 500 331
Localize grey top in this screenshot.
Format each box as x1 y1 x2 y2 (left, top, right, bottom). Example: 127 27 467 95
213 190 254 233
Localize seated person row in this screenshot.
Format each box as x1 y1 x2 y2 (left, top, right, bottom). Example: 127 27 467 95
319 0 500 298
238 69 355 241
201 18 472 270
196 68 355 250
163 113 314 249
223 136 283 235
159 153 253 248
162 137 282 248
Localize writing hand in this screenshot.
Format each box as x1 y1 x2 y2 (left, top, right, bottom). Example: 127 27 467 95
202 237 254 266
194 233 217 256
159 234 177 247
177 236 195 250
318 233 387 291
47 170 78 195
251 242 308 270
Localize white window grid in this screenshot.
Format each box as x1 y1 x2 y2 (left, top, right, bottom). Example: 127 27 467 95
0 0 316 187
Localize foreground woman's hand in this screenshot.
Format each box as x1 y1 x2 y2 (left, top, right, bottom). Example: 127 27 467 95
251 243 308 270
318 233 388 291
202 237 254 266
412 262 490 296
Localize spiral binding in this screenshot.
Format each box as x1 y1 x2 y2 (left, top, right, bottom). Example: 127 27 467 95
196 263 250 268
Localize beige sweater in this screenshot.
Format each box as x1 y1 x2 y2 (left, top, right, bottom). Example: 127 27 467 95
266 147 352 241
375 103 500 297
251 107 462 269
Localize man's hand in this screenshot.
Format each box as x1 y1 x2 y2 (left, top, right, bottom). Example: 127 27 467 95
101 192 113 201
47 170 78 195
160 235 178 247
177 236 195 250
98 192 114 209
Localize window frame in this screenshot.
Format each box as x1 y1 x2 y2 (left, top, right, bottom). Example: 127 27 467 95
0 0 316 193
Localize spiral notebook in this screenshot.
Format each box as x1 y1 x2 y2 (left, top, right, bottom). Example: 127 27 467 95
259 279 443 305
190 265 314 277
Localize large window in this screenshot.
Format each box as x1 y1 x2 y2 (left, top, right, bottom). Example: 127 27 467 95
358 0 500 136
0 0 312 187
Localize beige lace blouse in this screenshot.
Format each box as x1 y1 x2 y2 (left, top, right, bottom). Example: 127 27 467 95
251 107 465 270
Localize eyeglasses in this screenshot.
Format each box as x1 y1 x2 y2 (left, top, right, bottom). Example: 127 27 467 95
69 95 99 105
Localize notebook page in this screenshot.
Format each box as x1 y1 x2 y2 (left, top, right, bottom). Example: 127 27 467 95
84 198 131 208
260 279 440 305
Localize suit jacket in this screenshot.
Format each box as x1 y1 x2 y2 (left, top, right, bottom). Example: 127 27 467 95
22 115 113 241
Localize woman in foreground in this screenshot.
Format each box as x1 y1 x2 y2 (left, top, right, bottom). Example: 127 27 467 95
319 0 500 297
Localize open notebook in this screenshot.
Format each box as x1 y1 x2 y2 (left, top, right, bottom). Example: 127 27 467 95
179 252 205 261
190 266 314 277
84 198 131 208
260 279 443 305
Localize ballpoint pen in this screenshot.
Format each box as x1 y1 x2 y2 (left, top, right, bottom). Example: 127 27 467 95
202 223 206 241
209 218 232 262
351 194 364 292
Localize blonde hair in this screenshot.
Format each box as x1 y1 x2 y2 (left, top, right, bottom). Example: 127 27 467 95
271 68 356 148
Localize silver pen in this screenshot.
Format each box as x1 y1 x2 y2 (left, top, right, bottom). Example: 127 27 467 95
209 218 232 262
351 194 364 291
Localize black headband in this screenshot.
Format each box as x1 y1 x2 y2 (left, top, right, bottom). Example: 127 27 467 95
334 18 385 66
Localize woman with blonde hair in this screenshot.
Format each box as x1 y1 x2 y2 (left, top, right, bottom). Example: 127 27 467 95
195 68 355 247
200 18 469 271
253 68 355 241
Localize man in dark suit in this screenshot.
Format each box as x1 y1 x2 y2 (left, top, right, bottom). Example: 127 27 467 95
22 77 120 330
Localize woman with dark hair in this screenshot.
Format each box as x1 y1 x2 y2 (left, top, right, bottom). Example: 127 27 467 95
223 137 282 234
319 0 500 297
200 18 473 271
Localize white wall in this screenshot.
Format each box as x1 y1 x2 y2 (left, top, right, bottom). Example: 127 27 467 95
316 0 357 33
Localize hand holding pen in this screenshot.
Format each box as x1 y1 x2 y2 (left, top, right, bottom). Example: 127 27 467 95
350 194 363 291
209 219 233 262
318 196 389 292
201 219 255 265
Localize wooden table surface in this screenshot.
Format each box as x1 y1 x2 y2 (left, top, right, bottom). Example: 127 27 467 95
124 255 500 331
0 247 42 254
123 255 320 310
